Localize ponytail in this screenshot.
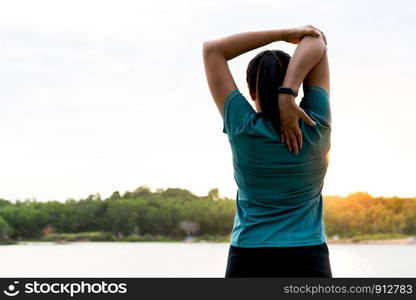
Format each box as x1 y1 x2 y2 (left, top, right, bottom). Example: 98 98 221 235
246 50 291 136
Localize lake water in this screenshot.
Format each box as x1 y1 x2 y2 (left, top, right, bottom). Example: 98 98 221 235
0 242 415 277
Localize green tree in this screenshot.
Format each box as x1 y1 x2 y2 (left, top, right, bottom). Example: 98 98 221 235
0 215 10 240
208 188 220 201
109 191 121 200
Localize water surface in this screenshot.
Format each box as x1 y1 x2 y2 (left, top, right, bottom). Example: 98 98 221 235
0 242 414 277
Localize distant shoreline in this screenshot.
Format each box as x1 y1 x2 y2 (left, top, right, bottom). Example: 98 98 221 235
1 237 415 246
1 232 415 246
327 238 415 245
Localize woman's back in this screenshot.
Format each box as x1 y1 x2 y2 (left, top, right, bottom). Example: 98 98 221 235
223 85 331 247
203 25 333 277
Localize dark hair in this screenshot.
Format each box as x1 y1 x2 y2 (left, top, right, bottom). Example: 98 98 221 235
246 49 291 135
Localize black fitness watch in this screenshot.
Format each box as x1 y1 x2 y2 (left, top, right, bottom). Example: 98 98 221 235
278 86 298 97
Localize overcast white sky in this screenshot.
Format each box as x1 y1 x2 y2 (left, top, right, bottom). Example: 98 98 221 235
1 0 415 201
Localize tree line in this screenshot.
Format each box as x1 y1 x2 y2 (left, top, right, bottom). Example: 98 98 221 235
0 187 415 241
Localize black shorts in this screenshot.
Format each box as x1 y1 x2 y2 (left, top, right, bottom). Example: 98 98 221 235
225 242 332 278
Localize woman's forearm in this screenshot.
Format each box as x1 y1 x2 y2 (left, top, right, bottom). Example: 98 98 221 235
282 35 327 93
203 29 290 60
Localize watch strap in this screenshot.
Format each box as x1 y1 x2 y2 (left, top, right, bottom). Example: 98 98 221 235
278 86 298 97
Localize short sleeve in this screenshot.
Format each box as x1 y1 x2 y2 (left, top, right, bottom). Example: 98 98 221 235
299 85 331 126
222 89 255 135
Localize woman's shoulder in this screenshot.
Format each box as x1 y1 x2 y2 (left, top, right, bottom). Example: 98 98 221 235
300 85 331 127
222 89 256 136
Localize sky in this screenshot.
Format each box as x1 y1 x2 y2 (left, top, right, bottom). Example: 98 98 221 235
0 0 415 202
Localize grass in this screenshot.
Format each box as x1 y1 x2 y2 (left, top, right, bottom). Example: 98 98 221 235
42 232 115 242
349 233 411 240
122 234 182 242
41 232 185 243
40 232 231 243
0 240 17 245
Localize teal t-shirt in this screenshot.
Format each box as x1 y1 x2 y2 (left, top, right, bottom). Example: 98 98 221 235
222 85 331 248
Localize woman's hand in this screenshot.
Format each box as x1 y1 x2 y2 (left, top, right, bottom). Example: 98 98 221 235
278 94 315 154
284 25 323 44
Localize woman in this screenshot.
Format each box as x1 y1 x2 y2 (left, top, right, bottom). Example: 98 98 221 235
202 25 332 278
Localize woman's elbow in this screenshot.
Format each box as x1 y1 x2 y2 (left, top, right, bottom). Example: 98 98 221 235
320 37 328 52
202 40 222 58
202 41 212 56
202 41 215 58
303 35 327 58
303 35 327 50
315 34 328 52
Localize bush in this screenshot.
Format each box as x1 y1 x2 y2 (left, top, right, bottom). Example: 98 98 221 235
123 234 179 242
43 232 115 242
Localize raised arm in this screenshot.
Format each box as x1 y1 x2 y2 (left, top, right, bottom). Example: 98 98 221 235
282 35 328 94
202 26 322 117
278 30 328 154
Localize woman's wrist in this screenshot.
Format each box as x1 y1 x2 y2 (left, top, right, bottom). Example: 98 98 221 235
279 28 291 42
274 28 291 42
253 29 290 45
